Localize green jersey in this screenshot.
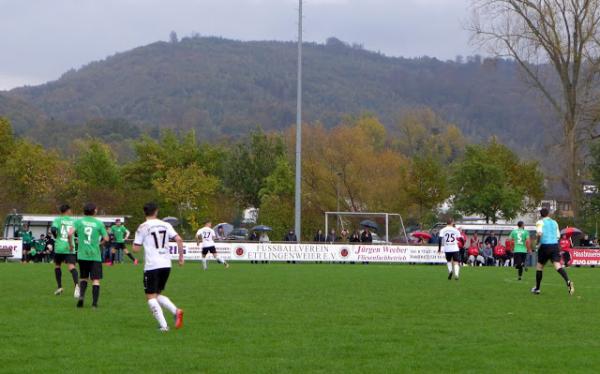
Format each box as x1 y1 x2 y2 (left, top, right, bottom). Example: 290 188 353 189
74 216 107 262
17 229 33 244
111 225 128 243
51 216 76 254
33 239 46 252
509 228 529 253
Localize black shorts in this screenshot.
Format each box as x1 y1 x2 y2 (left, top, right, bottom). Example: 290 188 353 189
538 244 561 265
78 260 103 280
144 268 171 294
54 253 77 265
445 252 460 262
514 252 527 267
202 246 217 255
23 243 31 251
113 243 125 250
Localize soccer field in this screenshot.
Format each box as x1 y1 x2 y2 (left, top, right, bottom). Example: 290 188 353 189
1 262 599 373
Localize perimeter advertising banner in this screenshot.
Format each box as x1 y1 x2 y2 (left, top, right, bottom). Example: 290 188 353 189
570 248 600 266
168 242 446 264
0 240 22 260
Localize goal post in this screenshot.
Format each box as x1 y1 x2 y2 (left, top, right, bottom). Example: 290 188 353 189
324 211 408 243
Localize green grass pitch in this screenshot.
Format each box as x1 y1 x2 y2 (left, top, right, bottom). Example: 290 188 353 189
1 262 599 373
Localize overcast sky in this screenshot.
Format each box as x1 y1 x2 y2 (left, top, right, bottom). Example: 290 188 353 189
0 0 474 90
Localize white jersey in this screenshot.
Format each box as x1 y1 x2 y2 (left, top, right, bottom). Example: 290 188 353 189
439 226 461 253
134 219 179 271
196 227 216 248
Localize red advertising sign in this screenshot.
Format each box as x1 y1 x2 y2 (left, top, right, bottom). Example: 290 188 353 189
570 248 600 266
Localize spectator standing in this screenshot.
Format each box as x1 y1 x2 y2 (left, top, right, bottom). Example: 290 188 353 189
249 231 259 241
340 229 349 242
456 227 466 265
579 235 592 247
103 226 113 264
16 223 33 263
484 232 498 250
259 232 270 243
314 230 326 242
349 230 361 243
110 219 137 265
326 229 338 243
469 233 481 248
44 231 55 263
505 239 514 267
559 234 572 267
284 229 297 242
216 226 226 240
360 228 373 243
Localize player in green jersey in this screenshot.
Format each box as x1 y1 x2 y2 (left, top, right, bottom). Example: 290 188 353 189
69 203 109 308
110 219 137 265
50 204 80 297
16 224 33 263
509 221 531 281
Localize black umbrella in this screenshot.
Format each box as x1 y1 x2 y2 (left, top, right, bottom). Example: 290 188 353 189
360 219 378 230
251 225 273 232
162 217 180 226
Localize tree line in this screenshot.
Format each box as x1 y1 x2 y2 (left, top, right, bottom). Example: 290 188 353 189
0 108 545 240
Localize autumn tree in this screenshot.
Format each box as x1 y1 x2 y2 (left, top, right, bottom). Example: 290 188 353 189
405 156 450 226
0 140 64 212
153 163 220 235
470 0 600 214
451 139 544 222
224 128 286 208
258 157 295 240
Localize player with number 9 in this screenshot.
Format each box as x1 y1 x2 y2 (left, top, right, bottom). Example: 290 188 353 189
69 203 109 308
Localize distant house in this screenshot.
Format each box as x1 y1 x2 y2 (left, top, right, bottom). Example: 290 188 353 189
540 179 598 218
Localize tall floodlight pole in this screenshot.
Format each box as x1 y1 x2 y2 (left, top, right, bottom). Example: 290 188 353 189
294 0 303 241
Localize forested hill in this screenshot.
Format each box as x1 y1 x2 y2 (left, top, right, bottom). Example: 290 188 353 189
4 36 555 150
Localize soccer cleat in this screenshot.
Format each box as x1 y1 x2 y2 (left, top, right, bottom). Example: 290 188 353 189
447 272 453 280
225 263 230 269
175 309 184 329
76 299 84 308
134 259 139 265
74 284 80 298
159 327 169 332
54 288 64 296
518 276 522 281
530 287 540 295
567 281 575 295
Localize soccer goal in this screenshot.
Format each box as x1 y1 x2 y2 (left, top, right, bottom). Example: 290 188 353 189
324 211 409 243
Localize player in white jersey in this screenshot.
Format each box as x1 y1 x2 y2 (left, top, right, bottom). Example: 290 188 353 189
438 218 461 280
196 220 229 270
132 202 185 332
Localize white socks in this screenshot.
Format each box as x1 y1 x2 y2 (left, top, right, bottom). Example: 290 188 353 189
202 258 207 270
157 295 177 315
216 258 224 264
453 263 460 278
446 262 453 273
148 298 167 329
